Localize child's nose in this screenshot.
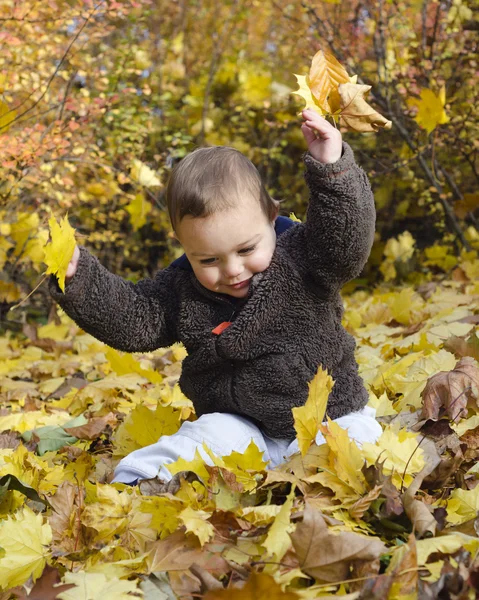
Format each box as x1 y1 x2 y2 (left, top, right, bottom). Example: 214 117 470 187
223 257 243 279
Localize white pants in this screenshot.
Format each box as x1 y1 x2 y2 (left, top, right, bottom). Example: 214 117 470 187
112 406 381 484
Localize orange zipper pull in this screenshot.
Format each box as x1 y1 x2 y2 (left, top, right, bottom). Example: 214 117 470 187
212 321 232 335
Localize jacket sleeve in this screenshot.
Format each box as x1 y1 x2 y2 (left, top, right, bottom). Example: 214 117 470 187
303 141 376 292
49 246 180 352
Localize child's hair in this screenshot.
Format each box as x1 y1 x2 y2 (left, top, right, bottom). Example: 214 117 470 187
166 146 278 231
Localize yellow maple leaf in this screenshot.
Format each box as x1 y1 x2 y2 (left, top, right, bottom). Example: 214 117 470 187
446 486 479 525
125 193 152 231
80 484 132 541
0 506 52 590
57 572 140 600
105 347 162 384
368 391 397 418
179 506 214 546
291 74 324 113
130 159 162 187
316 418 368 497
262 486 296 562
112 403 181 458
222 439 269 474
361 427 425 488
43 215 77 292
0 99 16 132
166 447 211 483
408 86 450 135
293 366 334 456
416 533 479 567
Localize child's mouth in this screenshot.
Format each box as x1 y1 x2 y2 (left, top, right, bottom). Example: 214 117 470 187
228 279 250 290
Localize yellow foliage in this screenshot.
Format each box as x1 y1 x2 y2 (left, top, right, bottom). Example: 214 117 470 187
361 427 425 487
43 215 77 292
57 572 141 600
125 193 152 232
0 506 52 590
130 159 162 188
408 87 450 135
293 366 334 456
445 486 479 525
179 506 214 546
112 403 182 458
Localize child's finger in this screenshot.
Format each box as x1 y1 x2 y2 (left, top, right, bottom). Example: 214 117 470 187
301 123 317 145
302 110 337 135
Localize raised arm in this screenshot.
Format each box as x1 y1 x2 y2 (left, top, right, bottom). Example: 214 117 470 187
49 246 180 352
301 110 375 291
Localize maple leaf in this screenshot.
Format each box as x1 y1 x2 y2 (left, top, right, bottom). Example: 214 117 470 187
80 484 132 541
290 503 386 582
0 99 16 132
446 485 479 525
56 572 141 600
179 506 214 546
307 49 350 113
293 366 334 456
337 82 392 132
421 356 479 422
204 572 300 599
306 419 368 500
261 485 296 561
43 215 77 292
106 346 162 384
291 74 324 113
0 506 52 590
407 86 450 134
386 534 418 598
14 565 75 600
130 158 162 187
125 192 152 231
113 403 182 458
361 427 425 488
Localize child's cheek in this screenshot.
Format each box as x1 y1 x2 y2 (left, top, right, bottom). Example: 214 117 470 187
249 250 273 274
195 267 220 291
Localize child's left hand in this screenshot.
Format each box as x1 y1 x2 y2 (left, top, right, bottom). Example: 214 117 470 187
301 109 342 164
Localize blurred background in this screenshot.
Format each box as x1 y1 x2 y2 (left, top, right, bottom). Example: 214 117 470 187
0 0 477 329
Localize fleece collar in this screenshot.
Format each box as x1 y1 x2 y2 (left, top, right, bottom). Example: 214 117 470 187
170 215 295 272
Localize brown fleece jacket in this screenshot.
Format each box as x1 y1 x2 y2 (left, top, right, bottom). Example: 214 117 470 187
50 142 375 439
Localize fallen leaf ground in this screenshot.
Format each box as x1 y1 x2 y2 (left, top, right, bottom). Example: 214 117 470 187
1 272 479 599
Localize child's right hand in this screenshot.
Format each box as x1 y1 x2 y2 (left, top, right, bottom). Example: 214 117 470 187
66 245 80 280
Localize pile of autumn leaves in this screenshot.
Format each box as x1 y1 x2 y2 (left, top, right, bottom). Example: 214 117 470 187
1 264 479 600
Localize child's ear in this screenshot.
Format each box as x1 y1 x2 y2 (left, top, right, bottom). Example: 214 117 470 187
271 201 280 222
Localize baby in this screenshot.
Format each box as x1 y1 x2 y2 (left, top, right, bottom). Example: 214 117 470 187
50 110 382 484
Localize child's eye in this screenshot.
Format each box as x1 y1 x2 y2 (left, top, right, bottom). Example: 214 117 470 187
200 257 217 265
238 245 256 255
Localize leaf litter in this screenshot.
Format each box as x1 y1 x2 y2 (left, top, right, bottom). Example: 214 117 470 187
1 274 479 598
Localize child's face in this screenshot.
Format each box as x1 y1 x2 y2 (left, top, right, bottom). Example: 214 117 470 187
175 197 277 298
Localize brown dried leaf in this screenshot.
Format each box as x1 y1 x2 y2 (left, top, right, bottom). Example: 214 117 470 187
139 471 200 496
349 485 383 521
421 357 479 422
290 503 386 582
64 413 117 440
0 430 21 449
387 534 418 597
147 530 228 574
48 481 85 553
337 83 392 132
403 495 436 538
14 566 75 599
444 334 479 361
204 572 300 600
308 49 350 112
